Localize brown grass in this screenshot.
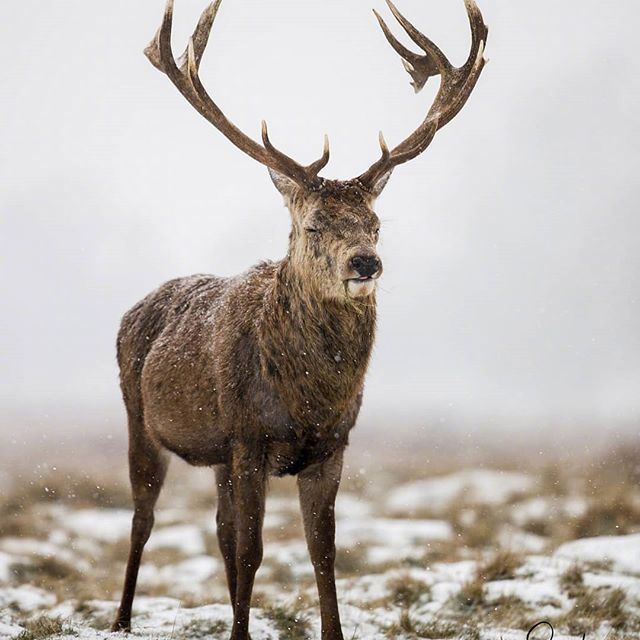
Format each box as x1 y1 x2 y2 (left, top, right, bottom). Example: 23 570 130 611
554 587 629 634
569 492 640 539
0 510 47 539
386 574 432 608
558 564 585 599
477 549 524 582
182 617 228 637
451 577 486 611
1 473 131 512
10 556 81 601
265 513 304 543
386 611 480 640
334 545 369 576
15 616 68 640
538 464 569 497
451 505 502 550
480 594 535 630
445 581 534 631
263 605 311 640
520 517 551 538
262 560 296 586
15 555 76 580
3 447 640 638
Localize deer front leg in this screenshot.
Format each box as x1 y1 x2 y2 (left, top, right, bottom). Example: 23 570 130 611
298 450 345 640
215 464 238 610
229 445 266 640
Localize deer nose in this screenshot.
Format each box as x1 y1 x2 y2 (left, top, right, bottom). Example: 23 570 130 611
351 255 381 278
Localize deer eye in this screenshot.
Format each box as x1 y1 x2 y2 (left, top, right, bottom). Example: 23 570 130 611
305 227 320 234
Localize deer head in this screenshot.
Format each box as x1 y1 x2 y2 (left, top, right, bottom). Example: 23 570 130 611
144 0 488 301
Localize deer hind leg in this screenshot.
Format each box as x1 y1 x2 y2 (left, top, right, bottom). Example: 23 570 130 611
112 416 169 632
228 445 266 640
298 450 345 640
214 464 238 610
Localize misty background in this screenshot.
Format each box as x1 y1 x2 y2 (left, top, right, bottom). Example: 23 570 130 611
2 0 639 458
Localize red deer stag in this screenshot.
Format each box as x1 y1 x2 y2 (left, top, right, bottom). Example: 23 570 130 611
112 0 487 638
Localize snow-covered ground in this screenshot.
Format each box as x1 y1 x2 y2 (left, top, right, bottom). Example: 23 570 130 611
1 459 639 639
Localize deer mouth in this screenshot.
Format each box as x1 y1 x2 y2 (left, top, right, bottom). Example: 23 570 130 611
345 276 377 298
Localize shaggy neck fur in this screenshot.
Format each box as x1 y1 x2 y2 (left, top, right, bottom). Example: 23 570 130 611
258 256 377 434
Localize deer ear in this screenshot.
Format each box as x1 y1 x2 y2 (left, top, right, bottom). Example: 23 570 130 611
370 170 393 198
268 168 298 198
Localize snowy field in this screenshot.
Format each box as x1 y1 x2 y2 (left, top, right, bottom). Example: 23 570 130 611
1 443 639 640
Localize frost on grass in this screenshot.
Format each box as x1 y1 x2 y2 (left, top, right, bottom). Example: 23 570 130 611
1 456 640 639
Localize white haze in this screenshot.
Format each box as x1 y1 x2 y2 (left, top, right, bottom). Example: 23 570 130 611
1 0 639 436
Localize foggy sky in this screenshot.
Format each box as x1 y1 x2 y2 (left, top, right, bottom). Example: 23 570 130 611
2 0 640 430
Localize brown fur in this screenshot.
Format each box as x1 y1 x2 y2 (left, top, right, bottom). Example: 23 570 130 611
115 0 488 633
112 178 382 640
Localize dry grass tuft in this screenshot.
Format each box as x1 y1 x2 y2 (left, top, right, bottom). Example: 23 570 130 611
15 616 70 640
386 609 416 636
386 574 431 608
451 577 486 611
11 556 78 584
554 586 629 633
10 557 81 601
570 492 640 539
558 564 585 599
413 618 461 639
451 505 501 549
0 510 46 538
334 545 368 576
263 560 296 586
263 605 311 640
477 549 523 582
182 617 228 637
72 601 115 630
446 584 533 631
520 517 551 538
481 594 534 630
386 611 480 640
602 588 630 630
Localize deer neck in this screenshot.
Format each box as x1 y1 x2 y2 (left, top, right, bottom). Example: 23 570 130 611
258 258 377 431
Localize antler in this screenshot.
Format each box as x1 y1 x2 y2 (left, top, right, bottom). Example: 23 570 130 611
356 0 488 191
144 0 330 188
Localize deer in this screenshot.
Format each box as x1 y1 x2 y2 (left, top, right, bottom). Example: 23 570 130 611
111 0 487 638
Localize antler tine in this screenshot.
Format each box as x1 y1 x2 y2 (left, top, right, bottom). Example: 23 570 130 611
307 134 331 176
143 0 175 73
463 0 489 72
260 122 330 186
384 0 451 77
145 0 329 188
258 121 310 183
378 131 390 159
356 0 488 191
177 0 221 72
359 120 438 188
372 9 439 92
